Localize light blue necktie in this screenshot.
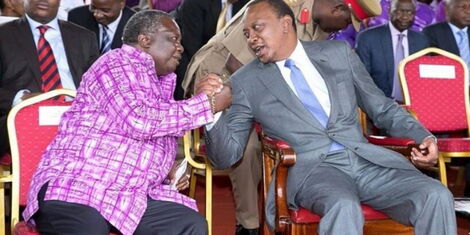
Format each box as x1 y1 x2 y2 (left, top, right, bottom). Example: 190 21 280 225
392 33 405 102
285 59 343 151
100 24 111 54
457 30 470 69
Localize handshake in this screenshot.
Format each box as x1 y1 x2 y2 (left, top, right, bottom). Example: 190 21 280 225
195 73 232 114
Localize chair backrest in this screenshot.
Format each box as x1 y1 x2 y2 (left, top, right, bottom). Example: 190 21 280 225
399 47 470 134
8 89 75 226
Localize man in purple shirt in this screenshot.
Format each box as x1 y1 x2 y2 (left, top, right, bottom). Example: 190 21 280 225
23 10 226 235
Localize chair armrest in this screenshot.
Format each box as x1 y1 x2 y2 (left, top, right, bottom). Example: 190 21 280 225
262 136 295 233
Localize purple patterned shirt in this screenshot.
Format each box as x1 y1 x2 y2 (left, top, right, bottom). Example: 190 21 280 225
23 45 214 235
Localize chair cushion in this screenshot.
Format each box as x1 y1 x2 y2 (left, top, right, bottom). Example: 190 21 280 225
290 205 389 223
437 138 470 152
367 136 415 146
14 221 119 235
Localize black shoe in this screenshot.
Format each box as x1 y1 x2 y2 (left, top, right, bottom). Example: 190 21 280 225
235 224 259 235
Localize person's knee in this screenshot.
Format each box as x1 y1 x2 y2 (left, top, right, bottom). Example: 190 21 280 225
426 183 453 204
185 212 208 234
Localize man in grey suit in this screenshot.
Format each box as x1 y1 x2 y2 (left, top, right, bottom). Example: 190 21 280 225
203 0 457 234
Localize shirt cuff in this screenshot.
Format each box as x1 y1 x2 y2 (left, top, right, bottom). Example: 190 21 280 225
205 112 222 130
12 89 30 107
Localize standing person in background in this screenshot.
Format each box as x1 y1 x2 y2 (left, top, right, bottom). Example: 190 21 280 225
182 0 382 234
23 10 227 235
68 0 136 54
356 0 429 102
172 0 249 100
0 0 99 160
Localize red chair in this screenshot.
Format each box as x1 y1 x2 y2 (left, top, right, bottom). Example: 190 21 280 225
398 47 470 186
6 89 76 234
260 135 414 235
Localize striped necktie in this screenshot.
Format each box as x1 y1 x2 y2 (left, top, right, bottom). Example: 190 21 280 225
37 25 62 92
457 30 470 69
100 24 111 54
285 59 343 151
392 33 405 102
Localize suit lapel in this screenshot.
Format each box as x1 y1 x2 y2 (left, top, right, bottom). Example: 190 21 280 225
442 23 460 55
303 42 340 126
59 21 80 87
18 18 42 88
257 61 323 129
380 25 394 90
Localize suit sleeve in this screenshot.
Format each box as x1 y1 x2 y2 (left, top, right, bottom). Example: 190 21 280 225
344 41 432 142
205 74 254 169
85 30 100 70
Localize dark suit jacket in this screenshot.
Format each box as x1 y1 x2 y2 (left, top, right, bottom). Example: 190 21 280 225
68 6 136 50
423 21 470 57
172 0 249 100
355 24 429 97
0 17 99 154
205 40 431 229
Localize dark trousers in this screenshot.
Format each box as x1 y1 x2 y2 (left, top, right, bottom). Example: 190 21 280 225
34 184 208 235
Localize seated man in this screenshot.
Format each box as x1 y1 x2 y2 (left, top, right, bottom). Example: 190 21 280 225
23 10 226 235
204 0 457 234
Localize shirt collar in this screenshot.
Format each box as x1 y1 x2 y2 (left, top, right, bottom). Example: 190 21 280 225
25 13 60 32
448 22 468 35
275 40 309 68
389 22 408 37
104 10 123 34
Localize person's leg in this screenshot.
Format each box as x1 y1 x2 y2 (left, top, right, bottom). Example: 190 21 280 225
134 199 207 235
353 156 457 235
296 152 364 235
34 184 111 235
229 129 262 230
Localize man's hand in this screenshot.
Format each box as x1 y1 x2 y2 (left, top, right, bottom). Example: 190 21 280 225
214 84 232 112
195 73 223 96
174 174 191 191
411 136 438 168
21 92 42 100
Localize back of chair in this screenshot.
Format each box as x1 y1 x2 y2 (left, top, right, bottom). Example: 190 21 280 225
399 47 470 134
8 89 75 228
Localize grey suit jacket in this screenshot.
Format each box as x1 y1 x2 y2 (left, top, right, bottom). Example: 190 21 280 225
206 40 431 229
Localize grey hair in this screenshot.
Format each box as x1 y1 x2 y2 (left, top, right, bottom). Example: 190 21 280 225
122 10 173 45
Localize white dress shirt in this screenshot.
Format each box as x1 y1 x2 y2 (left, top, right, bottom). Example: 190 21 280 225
275 40 331 116
389 22 410 58
13 15 76 106
100 10 123 46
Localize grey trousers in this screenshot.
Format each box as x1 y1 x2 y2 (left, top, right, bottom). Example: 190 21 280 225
296 150 457 235
228 129 262 229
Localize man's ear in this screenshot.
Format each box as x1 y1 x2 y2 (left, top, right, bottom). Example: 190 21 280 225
281 15 293 33
119 0 126 9
137 34 151 48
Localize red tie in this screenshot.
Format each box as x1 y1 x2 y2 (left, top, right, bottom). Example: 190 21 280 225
37 25 62 92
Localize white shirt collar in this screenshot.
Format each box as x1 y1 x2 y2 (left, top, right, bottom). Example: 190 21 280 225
448 22 468 35
25 13 60 32
103 10 123 34
388 22 408 37
275 40 309 68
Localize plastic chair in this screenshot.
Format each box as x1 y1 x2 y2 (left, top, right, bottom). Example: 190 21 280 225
399 47 470 186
